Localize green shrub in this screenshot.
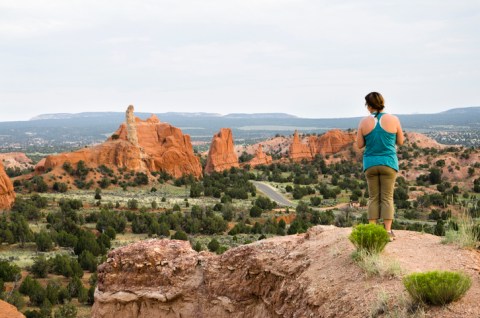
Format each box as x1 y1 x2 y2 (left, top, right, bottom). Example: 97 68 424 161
403 271 471 305
349 224 389 254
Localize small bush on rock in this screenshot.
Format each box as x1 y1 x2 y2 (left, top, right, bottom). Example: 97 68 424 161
349 224 389 254
403 271 471 305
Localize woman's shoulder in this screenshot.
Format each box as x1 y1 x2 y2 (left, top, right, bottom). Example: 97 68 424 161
381 113 400 122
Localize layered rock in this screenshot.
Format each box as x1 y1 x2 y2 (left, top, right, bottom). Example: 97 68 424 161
248 144 272 167
0 299 25 318
0 162 15 210
92 226 480 318
35 106 202 179
288 130 314 161
205 128 239 174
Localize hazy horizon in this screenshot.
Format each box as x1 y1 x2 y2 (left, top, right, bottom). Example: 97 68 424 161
1 105 477 123
1 1 479 122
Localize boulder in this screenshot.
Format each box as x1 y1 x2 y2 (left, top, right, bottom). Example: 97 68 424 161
0 162 15 210
205 128 239 174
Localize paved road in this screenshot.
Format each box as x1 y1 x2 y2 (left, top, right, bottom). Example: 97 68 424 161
252 181 294 207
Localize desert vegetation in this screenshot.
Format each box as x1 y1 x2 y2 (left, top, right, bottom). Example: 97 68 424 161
1 134 479 317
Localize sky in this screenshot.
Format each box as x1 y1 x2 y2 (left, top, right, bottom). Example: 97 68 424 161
0 0 479 121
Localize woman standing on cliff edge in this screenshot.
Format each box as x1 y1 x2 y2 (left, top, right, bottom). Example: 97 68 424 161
357 92 404 240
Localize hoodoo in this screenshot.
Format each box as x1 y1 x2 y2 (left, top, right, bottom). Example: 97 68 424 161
205 128 240 174
288 130 314 161
249 144 272 167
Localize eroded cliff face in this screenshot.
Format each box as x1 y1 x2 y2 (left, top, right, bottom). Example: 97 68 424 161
0 162 15 210
249 144 272 167
205 128 239 174
35 106 202 179
92 226 480 318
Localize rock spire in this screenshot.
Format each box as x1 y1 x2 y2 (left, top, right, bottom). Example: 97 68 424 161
205 128 239 174
126 105 139 146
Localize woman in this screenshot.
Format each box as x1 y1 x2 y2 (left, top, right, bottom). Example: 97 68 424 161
357 92 404 239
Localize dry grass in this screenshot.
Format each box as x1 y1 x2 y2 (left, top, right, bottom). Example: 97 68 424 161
352 250 403 278
442 214 479 249
370 290 426 318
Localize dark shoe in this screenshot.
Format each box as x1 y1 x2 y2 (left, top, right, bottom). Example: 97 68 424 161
388 231 396 242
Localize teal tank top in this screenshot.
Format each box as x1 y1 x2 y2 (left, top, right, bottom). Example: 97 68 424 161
363 112 399 172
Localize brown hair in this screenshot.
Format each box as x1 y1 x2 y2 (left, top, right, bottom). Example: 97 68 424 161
365 92 385 113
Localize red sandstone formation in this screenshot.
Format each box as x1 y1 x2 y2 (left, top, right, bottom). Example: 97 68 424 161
249 144 272 167
35 106 202 179
0 162 15 210
313 129 356 155
205 128 239 174
92 226 480 318
0 299 25 318
288 130 313 161
288 129 356 161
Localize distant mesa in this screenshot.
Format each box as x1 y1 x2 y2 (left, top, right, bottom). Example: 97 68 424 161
248 144 272 167
35 105 202 179
223 113 297 119
205 128 239 174
0 162 16 210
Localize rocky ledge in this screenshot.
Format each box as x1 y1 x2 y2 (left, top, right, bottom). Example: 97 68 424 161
92 226 480 318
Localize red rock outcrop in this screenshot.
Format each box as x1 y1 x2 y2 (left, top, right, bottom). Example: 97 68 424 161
92 226 480 318
35 106 202 179
313 129 356 155
288 129 356 161
0 299 25 318
249 144 272 167
288 130 314 161
0 162 15 210
205 128 239 174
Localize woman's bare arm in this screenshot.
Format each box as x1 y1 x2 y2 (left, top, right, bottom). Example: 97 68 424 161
396 118 404 145
357 120 365 148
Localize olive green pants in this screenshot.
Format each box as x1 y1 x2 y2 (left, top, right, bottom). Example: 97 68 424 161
365 166 397 220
